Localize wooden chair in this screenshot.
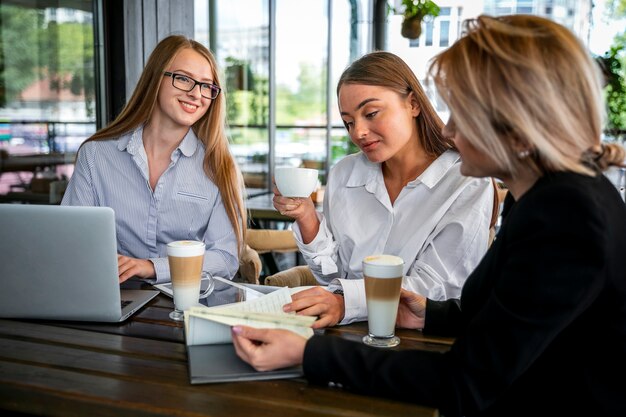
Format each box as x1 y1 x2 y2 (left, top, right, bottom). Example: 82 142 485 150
237 228 304 285
236 243 263 285
264 265 318 287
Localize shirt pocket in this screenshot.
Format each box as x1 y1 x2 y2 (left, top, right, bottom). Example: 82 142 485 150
172 184 215 239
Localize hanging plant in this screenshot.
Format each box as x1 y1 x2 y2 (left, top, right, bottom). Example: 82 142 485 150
392 0 441 40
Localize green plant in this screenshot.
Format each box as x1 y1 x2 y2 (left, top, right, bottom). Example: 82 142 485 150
390 0 440 39
596 37 626 134
331 136 359 164
396 0 440 20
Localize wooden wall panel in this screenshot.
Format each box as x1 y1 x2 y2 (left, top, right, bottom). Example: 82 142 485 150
123 0 194 99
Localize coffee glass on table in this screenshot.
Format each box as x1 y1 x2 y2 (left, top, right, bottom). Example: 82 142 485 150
167 240 211 321
274 166 319 198
362 254 404 348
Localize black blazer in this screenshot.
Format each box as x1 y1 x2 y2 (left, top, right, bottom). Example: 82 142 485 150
303 171 626 417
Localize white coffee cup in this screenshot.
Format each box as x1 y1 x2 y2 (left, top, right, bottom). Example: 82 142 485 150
362 254 404 348
274 166 319 198
167 240 209 321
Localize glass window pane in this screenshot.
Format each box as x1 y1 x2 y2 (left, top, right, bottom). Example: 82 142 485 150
0 1 96 196
275 0 327 127
424 20 434 46
385 0 608 125
275 126 326 178
230 126 269 190
195 0 270 191
195 1 362 189
330 0 352 129
439 20 450 46
274 0 328 175
330 127 358 169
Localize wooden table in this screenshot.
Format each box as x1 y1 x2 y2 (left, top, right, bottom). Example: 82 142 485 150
246 192 322 225
247 192 293 223
0 191 51 204
0 152 75 174
0 285 451 417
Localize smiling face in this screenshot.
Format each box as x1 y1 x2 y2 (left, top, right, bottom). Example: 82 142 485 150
152 48 215 131
338 84 420 164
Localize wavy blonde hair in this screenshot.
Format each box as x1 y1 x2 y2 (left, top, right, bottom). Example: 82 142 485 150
337 51 453 157
429 14 625 176
84 35 246 251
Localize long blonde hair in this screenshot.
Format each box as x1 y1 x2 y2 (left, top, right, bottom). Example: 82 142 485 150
337 51 453 157
84 35 247 251
429 14 625 176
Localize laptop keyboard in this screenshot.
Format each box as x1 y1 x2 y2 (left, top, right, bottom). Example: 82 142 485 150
121 300 132 309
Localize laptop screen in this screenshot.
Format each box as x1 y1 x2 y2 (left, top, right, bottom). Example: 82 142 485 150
0 204 156 322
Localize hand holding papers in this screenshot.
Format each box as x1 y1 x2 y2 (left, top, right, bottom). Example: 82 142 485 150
184 287 315 345
183 286 316 384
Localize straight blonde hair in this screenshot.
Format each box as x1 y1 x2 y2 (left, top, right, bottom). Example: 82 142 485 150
83 35 246 251
429 14 625 176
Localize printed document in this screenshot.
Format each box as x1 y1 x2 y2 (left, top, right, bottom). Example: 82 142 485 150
184 287 316 346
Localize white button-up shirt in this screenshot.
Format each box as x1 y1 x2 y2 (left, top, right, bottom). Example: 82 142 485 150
61 126 239 283
292 150 493 324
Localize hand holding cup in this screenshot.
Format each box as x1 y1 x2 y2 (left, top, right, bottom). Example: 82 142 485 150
274 167 319 198
272 167 320 229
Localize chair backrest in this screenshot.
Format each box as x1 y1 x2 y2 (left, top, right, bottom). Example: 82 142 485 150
246 229 298 254
237 228 301 285
237 243 263 285
264 265 318 287
49 179 69 204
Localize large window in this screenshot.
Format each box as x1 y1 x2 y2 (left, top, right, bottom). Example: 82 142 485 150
195 0 361 191
0 0 97 196
384 0 624 134
193 0 625 196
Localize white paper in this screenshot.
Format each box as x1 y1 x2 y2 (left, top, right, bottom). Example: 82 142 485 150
184 287 315 346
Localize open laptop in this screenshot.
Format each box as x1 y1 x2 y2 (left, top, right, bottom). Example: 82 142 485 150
0 204 159 322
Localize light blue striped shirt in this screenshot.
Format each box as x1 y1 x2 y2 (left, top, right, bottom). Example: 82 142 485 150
61 126 239 283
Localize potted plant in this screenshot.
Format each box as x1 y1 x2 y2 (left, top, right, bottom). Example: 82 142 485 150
392 0 440 40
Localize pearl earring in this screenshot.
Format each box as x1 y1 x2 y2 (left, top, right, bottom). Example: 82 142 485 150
517 150 531 159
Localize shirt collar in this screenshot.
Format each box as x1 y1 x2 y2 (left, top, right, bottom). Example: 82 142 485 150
117 125 200 157
117 127 139 153
413 149 460 189
178 129 200 157
346 153 381 188
345 149 460 190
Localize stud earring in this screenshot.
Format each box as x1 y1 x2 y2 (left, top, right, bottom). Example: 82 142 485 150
517 149 531 159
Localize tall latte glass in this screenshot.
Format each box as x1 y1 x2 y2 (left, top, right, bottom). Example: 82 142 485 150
362 254 404 348
167 240 205 321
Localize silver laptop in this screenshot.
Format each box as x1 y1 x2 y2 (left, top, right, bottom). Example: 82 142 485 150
0 204 159 322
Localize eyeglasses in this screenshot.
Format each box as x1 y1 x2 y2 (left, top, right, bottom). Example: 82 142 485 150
163 72 221 99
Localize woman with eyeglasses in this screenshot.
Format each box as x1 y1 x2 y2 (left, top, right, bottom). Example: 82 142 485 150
62 35 245 284
231 15 626 416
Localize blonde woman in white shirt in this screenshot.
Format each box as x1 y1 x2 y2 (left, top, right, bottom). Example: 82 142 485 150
274 51 493 328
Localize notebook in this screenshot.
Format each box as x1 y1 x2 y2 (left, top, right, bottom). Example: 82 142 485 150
187 343 305 384
0 204 159 322
183 278 315 384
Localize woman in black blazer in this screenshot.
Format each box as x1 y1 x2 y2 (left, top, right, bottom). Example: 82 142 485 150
231 14 626 417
